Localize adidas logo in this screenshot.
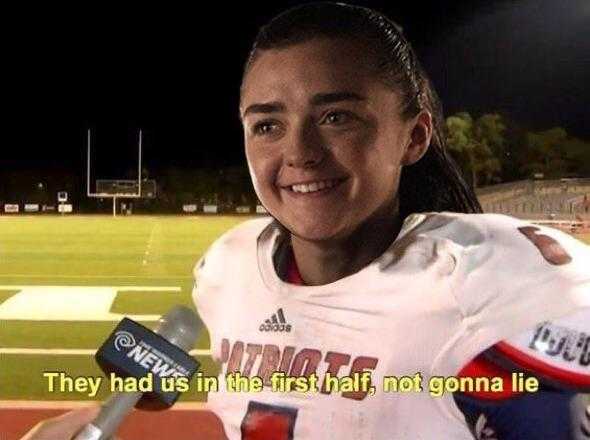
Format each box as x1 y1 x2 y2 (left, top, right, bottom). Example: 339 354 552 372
259 308 292 332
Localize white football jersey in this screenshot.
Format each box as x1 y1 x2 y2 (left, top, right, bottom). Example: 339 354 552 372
192 212 590 440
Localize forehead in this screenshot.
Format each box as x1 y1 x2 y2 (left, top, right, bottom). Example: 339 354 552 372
241 38 381 108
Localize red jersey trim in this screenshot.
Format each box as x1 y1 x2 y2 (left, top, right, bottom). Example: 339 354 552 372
285 247 304 285
494 341 590 390
457 353 520 400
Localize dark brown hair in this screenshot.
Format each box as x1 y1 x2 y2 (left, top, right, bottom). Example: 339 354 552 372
243 2 482 218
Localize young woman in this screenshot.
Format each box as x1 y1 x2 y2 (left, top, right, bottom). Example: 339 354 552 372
194 3 590 440
21 2 590 439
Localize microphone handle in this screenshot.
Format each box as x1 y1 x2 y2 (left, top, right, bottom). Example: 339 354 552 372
73 391 142 440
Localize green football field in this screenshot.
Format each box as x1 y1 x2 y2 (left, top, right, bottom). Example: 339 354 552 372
0 215 252 402
0 216 588 403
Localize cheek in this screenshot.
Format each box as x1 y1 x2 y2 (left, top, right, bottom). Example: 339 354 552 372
246 146 280 199
344 135 405 205
335 129 402 183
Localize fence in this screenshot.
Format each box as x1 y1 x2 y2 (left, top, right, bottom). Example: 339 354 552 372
477 179 590 220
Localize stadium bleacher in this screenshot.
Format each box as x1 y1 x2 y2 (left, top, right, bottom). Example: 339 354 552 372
477 178 590 233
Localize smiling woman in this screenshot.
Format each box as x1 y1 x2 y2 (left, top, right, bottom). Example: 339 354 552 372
239 7 482 286
17 2 590 440
241 41 429 283
193 3 590 440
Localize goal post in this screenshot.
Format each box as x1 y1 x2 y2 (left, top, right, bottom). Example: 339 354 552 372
86 129 155 216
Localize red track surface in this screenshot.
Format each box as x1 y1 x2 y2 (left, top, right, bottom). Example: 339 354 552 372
0 408 227 440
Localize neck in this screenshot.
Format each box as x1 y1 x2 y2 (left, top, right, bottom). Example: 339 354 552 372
290 200 402 286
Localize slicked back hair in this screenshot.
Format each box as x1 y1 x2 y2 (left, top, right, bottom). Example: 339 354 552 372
243 2 482 219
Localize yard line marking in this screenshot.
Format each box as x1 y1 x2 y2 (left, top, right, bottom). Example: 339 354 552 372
142 221 159 268
0 286 180 291
0 400 207 410
0 275 193 280
3 316 162 322
0 286 186 321
0 348 212 356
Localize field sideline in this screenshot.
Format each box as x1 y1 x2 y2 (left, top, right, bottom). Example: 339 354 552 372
0 215 251 403
0 216 588 413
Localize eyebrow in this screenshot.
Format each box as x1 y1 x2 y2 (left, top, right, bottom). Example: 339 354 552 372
241 91 365 119
309 91 365 106
242 101 286 118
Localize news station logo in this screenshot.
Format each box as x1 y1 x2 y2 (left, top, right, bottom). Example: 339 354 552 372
112 330 190 378
114 331 137 351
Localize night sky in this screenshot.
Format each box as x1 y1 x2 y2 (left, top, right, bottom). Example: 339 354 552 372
3 0 589 181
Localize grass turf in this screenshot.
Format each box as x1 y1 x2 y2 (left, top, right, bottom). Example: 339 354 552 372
0 215 247 284
0 290 19 305
0 320 211 350
0 215 252 401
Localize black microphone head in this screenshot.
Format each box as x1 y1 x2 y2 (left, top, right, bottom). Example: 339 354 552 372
80 307 204 439
155 305 202 352
95 306 203 408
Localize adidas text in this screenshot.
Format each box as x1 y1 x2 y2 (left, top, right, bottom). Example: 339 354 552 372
259 308 292 332
259 323 292 332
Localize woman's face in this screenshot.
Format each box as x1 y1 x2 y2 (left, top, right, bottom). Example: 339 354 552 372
240 38 430 241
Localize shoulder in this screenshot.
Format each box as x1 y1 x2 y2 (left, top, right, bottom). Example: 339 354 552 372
205 216 275 255
411 211 583 248
409 212 589 276
427 213 590 377
192 217 275 321
194 216 275 276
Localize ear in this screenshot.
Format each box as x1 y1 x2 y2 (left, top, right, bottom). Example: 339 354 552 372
401 111 433 166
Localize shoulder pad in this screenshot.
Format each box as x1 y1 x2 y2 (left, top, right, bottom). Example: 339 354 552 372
193 217 274 279
485 309 590 392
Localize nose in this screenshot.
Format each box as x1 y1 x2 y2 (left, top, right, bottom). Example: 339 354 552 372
284 121 325 169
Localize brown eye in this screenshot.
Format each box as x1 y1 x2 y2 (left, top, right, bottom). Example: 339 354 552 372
253 120 280 136
321 111 351 125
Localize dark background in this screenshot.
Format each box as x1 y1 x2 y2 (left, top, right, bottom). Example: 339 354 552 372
2 0 589 206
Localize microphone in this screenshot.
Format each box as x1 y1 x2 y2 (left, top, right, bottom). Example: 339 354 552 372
73 306 202 440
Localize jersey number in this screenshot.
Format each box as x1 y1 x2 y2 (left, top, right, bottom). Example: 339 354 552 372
518 226 572 266
241 401 298 440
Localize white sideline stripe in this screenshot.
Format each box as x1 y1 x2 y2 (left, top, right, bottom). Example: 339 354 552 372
3 316 162 322
0 286 184 321
0 400 207 410
0 285 182 291
0 275 193 280
0 348 212 356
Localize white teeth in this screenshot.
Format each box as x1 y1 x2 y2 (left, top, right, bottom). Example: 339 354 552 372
290 179 341 193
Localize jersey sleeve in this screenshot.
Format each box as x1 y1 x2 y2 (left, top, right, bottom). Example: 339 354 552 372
433 213 590 377
454 388 590 440
191 226 246 339
191 217 276 362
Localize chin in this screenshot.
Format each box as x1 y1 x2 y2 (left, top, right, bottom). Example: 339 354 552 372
269 204 352 241
286 217 350 243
